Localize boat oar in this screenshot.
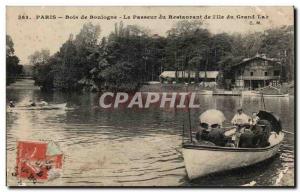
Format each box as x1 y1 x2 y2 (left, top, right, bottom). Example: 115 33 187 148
282 130 294 135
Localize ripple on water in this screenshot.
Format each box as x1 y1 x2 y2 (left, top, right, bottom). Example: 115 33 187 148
6 86 294 186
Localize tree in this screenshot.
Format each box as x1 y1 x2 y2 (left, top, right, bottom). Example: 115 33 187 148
52 38 79 90
73 23 101 77
29 49 50 65
33 23 102 91
6 35 23 85
165 21 211 83
29 49 52 89
260 26 294 81
100 61 138 92
167 20 204 36
31 21 294 92
6 35 15 57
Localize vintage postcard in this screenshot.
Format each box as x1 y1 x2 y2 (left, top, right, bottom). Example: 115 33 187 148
6 6 295 187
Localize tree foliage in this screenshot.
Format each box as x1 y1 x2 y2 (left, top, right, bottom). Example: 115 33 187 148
6 35 23 85
30 21 294 92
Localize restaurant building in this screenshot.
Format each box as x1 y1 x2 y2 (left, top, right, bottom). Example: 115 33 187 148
159 71 219 84
231 54 282 90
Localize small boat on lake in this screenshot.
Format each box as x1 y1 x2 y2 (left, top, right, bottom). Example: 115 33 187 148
182 110 284 180
183 132 283 180
241 86 289 98
26 103 67 110
262 93 289 97
241 90 261 97
241 90 289 97
8 103 67 111
198 90 213 95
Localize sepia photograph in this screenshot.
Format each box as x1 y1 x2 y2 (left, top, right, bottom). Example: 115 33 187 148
6 6 295 187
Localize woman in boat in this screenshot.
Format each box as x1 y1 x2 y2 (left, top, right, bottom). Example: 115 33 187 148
196 109 228 146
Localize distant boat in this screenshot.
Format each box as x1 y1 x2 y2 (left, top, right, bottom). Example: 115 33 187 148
8 103 67 111
241 90 289 97
198 90 213 95
241 90 261 97
262 93 289 97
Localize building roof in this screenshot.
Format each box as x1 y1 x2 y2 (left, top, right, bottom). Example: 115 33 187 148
231 54 280 69
160 71 219 79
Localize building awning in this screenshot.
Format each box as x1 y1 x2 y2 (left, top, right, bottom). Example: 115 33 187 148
160 71 219 79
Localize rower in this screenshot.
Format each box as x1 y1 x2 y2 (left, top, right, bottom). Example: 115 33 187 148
231 108 250 126
38 99 48 106
9 100 15 108
29 100 36 107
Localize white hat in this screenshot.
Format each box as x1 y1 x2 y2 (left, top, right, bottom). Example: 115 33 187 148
199 109 226 126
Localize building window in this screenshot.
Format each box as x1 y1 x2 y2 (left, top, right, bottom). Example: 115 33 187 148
250 72 254 76
264 72 268 76
274 70 280 76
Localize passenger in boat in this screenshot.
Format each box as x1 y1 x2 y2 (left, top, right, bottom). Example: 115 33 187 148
196 123 227 146
250 112 260 126
29 100 36 107
9 101 15 108
207 128 227 146
238 129 255 148
231 108 251 147
248 112 263 147
253 120 271 147
231 108 251 126
196 109 227 146
38 99 48 106
232 111 272 148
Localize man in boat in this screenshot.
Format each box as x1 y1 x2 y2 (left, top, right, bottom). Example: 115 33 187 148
231 108 251 126
231 108 252 147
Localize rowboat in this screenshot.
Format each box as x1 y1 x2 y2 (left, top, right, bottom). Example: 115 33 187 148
183 132 284 180
241 90 260 97
241 91 289 97
25 103 67 110
7 103 67 111
182 110 284 180
198 90 213 95
262 93 289 97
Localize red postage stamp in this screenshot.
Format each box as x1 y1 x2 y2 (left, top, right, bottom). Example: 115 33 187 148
14 140 63 184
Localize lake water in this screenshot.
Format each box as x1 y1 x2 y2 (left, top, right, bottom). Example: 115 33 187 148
6 79 294 186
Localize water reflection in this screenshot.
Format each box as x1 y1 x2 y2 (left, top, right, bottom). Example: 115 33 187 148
6 80 294 186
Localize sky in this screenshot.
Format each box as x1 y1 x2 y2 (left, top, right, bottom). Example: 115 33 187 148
6 6 294 64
